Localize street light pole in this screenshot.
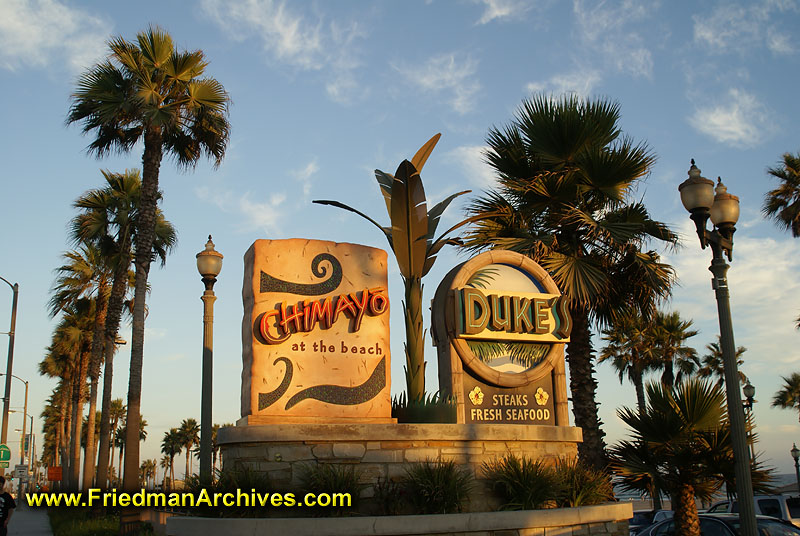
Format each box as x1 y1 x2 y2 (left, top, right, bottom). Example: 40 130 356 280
196 236 222 486
0 276 19 445
679 161 756 536
743 382 756 460
0 374 29 463
792 444 800 493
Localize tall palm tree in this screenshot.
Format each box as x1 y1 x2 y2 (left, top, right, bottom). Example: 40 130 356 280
763 152 800 237
463 94 677 470
599 312 658 414
49 245 111 489
49 298 95 490
107 399 126 486
179 419 199 481
72 169 176 490
610 379 772 536
652 311 699 388
763 152 800 327
161 429 182 490
697 337 748 387
68 26 230 495
772 372 800 423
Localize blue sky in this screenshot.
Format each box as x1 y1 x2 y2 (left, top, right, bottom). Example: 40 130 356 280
2 0 800 477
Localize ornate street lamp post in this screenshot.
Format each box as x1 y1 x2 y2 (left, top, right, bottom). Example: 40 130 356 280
743 382 756 460
196 236 222 486
792 444 800 493
679 160 756 536
0 276 18 445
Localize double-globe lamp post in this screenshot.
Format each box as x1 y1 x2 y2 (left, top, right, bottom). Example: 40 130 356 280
679 160 756 536
791 444 800 494
0 276 18 446
197 236 222 486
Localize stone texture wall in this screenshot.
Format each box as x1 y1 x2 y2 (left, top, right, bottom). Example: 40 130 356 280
166 503 633 536
219 423 582 512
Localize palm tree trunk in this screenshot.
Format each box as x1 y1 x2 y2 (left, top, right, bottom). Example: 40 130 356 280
403 276 425 402
108 428 116 485
123 127 162 506
185 449 191 483
673 482 700 536
566 305 607 472
661 356 675 388
68 352 87 490
83 290 108 489
632 367 646 415
96 240 131 491
170 458 174 491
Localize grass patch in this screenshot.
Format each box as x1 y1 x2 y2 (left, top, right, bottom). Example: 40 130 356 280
48 508 119 536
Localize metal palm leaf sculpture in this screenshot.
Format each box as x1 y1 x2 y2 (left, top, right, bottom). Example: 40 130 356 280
314 134 472 402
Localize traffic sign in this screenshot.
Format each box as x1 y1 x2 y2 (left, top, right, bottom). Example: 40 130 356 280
0 445 10 462
47 466 62 481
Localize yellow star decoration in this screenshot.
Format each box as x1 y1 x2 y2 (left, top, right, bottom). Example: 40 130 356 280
535 387 549 406
468 386 484 406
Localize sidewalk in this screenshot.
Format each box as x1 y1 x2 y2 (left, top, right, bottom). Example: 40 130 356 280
8 504 52 536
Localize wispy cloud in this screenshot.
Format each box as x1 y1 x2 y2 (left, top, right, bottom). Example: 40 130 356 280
195 186 287 234
393 53 480 114
201 0 367 103
693 0 798 55
688 88 773 147
527 69 601 97
0 0 111 73
474 0 531 24
292 159 319 197
445 146 495 190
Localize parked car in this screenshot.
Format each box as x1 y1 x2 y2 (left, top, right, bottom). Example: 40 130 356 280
630 510 674 535
707 495 800 527
638 513 800 535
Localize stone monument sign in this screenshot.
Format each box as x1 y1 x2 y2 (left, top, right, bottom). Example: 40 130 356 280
240 239 392 424
432 250 571 425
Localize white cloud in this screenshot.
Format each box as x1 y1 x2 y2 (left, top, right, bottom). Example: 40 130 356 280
474 0 530 24
572 0 655 79
445 146 495 190
527 69 601 97
201 0 366 103
195 185 287 234
688 88 772 147
0 0 111 73
393 53 480 114
693 1 798 55
291 159 319 197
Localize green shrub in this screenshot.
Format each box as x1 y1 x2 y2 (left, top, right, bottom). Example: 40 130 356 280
481 454 558 510
185 466 273 518
296 463 367 516
392 391 456 423
372 476 404 515
553 457 613 507
401 459 473 514
48 508 118 536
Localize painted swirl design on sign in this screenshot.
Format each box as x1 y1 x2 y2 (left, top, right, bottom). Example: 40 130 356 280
284 357 386 410
259 253 342 295
258 357 293 410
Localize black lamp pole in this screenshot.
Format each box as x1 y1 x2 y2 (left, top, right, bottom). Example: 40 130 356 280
0 276 18 446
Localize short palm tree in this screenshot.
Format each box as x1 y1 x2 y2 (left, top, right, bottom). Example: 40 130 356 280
697 337 748 387
107 398 126 486
179 418 200 481
652 311 699 388
71 169 176 490
610 379 772 536
462 94 677 470
772 372 800 423
68 26 230 494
